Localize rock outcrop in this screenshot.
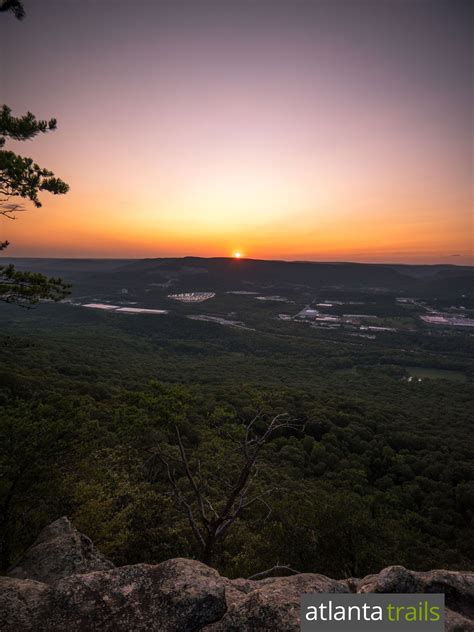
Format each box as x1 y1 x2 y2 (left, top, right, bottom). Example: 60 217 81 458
204 573 350 631
0 559 225 632
357 565 474 631
7 517 114 584
1 519 473 631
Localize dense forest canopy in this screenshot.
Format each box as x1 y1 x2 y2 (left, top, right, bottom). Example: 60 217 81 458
0 257 472 577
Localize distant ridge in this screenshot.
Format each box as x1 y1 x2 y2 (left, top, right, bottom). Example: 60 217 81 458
3 257 473 297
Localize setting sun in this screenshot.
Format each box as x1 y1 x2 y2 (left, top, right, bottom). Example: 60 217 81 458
1 1 471 264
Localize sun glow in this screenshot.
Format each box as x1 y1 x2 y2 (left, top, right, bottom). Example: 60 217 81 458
233 251 242 259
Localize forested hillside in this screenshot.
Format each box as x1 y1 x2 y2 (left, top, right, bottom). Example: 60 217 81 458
1 264 472 578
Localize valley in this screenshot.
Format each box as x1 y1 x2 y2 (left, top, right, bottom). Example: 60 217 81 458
0 257 472 578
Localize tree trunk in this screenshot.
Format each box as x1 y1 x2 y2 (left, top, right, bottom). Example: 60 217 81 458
202 535 216 567
0 520 11 571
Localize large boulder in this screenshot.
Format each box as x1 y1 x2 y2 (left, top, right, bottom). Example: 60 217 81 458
45 558 226 632
358 565 474 618
444 608 474 632
0 559 227 632
7 517 114 584
0 578 49 632
204 573 349 631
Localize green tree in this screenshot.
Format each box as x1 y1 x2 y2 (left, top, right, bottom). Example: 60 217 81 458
1 4 70 305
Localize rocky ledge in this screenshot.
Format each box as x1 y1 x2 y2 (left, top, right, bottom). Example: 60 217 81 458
1 518 473 631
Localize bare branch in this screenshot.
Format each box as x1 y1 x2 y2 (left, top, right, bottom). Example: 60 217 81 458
175 425 211 529
248 565 302 580
0 203 26 218
153 446 207 550
154 411 305 566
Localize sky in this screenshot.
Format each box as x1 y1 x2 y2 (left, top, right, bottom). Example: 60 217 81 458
1 0 472 263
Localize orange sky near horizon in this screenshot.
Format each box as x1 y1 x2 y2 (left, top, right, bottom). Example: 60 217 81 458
1 1 472 265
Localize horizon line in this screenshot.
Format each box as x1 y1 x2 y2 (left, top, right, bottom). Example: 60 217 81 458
1 255 472 268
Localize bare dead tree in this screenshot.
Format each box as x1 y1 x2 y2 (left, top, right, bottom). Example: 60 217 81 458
150 413 305 567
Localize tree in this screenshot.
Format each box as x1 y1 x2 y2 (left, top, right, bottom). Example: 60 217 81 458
0 0 25 20
1 6 70 305
152 413 304 567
